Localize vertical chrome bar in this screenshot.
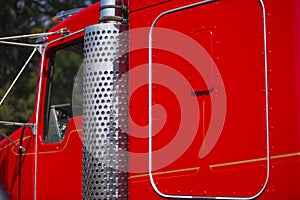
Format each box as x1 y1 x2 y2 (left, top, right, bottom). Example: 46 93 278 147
34 44 46 200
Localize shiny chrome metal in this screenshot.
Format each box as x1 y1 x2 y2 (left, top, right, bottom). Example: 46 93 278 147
100 0 118 17
0 121 34 127
82 23 128 199
99 0 128 24
148 0 269 199
0 28 69 41
33 44 45 200
0 41 39 47
0 28 69 47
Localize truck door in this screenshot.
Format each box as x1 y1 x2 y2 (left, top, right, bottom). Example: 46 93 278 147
130 0 270 199
36 39 83 199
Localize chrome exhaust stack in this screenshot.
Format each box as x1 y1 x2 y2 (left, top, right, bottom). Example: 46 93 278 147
82 0 129 199
99 0 128 24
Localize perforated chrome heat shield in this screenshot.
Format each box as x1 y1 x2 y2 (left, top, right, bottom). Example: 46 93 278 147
82 23 128 199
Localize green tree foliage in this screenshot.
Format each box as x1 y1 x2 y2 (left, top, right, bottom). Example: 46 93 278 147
0 0 97 136
50 45 83 106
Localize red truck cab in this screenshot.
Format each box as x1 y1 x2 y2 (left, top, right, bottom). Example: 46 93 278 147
0 0 300 199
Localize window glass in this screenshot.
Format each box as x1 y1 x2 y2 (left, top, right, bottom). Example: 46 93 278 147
44 41 83 143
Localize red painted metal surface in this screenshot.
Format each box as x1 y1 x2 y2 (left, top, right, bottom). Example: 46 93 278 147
0 0 299 199
0 3 99 200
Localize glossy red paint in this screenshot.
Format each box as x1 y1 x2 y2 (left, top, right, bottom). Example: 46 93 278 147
0 3 99 200
0 0 299 199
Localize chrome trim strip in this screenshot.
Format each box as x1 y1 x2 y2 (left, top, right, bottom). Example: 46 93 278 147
33 44 46 200
0 29 69 41
0 41 39 47
47 29 84 44
148 0 269 199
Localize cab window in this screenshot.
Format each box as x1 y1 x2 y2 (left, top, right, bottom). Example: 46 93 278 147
44 41 83 143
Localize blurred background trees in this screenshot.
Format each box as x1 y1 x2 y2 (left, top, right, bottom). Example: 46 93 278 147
0 0 97 136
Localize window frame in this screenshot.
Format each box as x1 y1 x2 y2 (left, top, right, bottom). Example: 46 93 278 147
43 39 84 144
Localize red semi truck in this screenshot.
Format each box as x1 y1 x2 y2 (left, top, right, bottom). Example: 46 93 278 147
0 0 299 199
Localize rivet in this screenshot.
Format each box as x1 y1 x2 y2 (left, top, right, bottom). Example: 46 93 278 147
203 191 207 194
272 189 275 193
267 13 271 17
267 32 272 36
268 50 272 54
271 146 274 150
216 57 220 61
216 41 220 45
271 165 275 169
